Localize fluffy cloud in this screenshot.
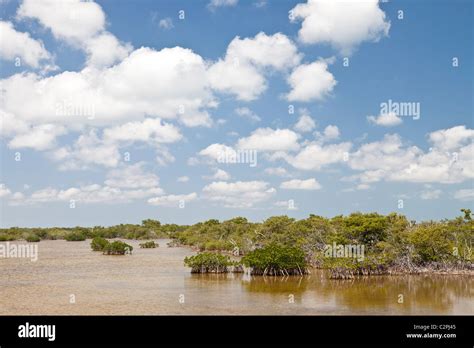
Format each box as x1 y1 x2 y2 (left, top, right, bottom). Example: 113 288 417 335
0 111 29 137
44 118 181 170
280 178 321 190
148 193 197 207
367 112 403 127
199 143 236 162
274 200 298 210
208 32 301 101
318 125 340 141
286 60 336 102
0 21 54 69
284 141 352 170
202 181 275 208
235 107 261 122
1 46 215 139
177 176 190 183
104 163 160 189
325 125 340 138
18 0 105 43
347 127 474 185
207 60 265 101
454 189 474 201
1 28 306 167
8 124 66 150
103 118 182 144
349 134 418 172
206 169 231 181
208 0 238 11
236 128 300 151
264 167 290 177
17 185 164 205
8 184 164 206
158 17 174 30
428 125 474 151
17 0 130 68
49 130 121 169
294 113 316 133
0 184 12 198
420 189 441 200
290 0 390 55
225 32 302 70
84 32 132 68
5 162 164 205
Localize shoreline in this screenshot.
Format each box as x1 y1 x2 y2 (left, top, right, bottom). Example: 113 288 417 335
4 238 471 277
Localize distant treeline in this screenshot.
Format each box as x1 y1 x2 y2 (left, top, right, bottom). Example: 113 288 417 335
1 210 472 276
0 219 185 242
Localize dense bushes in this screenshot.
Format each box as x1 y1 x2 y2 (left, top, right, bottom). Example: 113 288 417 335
0 220 188 242
25 234 41 242
1 210 472 274
139 241 158 248
242 244 309 276
176 217 255 253
90 237 109 251
184 252 234 273
0 234 16 241
103 241 133 255
407 224 452 262
65 231 87 241
90 238 133 255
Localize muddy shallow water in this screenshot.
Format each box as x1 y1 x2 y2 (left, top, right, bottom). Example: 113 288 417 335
0 239 472 315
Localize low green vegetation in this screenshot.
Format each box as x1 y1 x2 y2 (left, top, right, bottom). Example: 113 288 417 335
25 234 41 242
103 241 133 255
139 241 158 248
90 237 109 251
241 244 309 276
175 217 255 253
64 231 87 241
90 237 133 255
0 234 15 241
0 220 186 242
1 210 472 276
184 252 234 273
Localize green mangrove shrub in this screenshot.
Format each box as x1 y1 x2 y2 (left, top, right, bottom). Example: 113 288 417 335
323 255 389 279
65 231 87 241
90 237 109 251
139 241 158 248
103 241 133 255
25 234 41 242
0 234 15 241
184 252 234 273
242 244 309 276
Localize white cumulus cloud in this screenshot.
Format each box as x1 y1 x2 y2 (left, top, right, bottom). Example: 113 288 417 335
294 113 316 133
290 0 390 55
367 112 403 127
454 189 474 201
17 0 131 68
208 32 301 101
0 21 54 69
280 178 321 190
208 0 238 11
286 60 336 102
202 181 275 208
148 193 197 207
235 107 261 122
237 128 300 152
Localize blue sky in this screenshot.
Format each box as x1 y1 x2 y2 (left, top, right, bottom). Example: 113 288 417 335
0 0 472 227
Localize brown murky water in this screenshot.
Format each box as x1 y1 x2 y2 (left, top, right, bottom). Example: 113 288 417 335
0 240 472 315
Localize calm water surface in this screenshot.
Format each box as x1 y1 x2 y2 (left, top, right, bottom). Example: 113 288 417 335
0 240 472 315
